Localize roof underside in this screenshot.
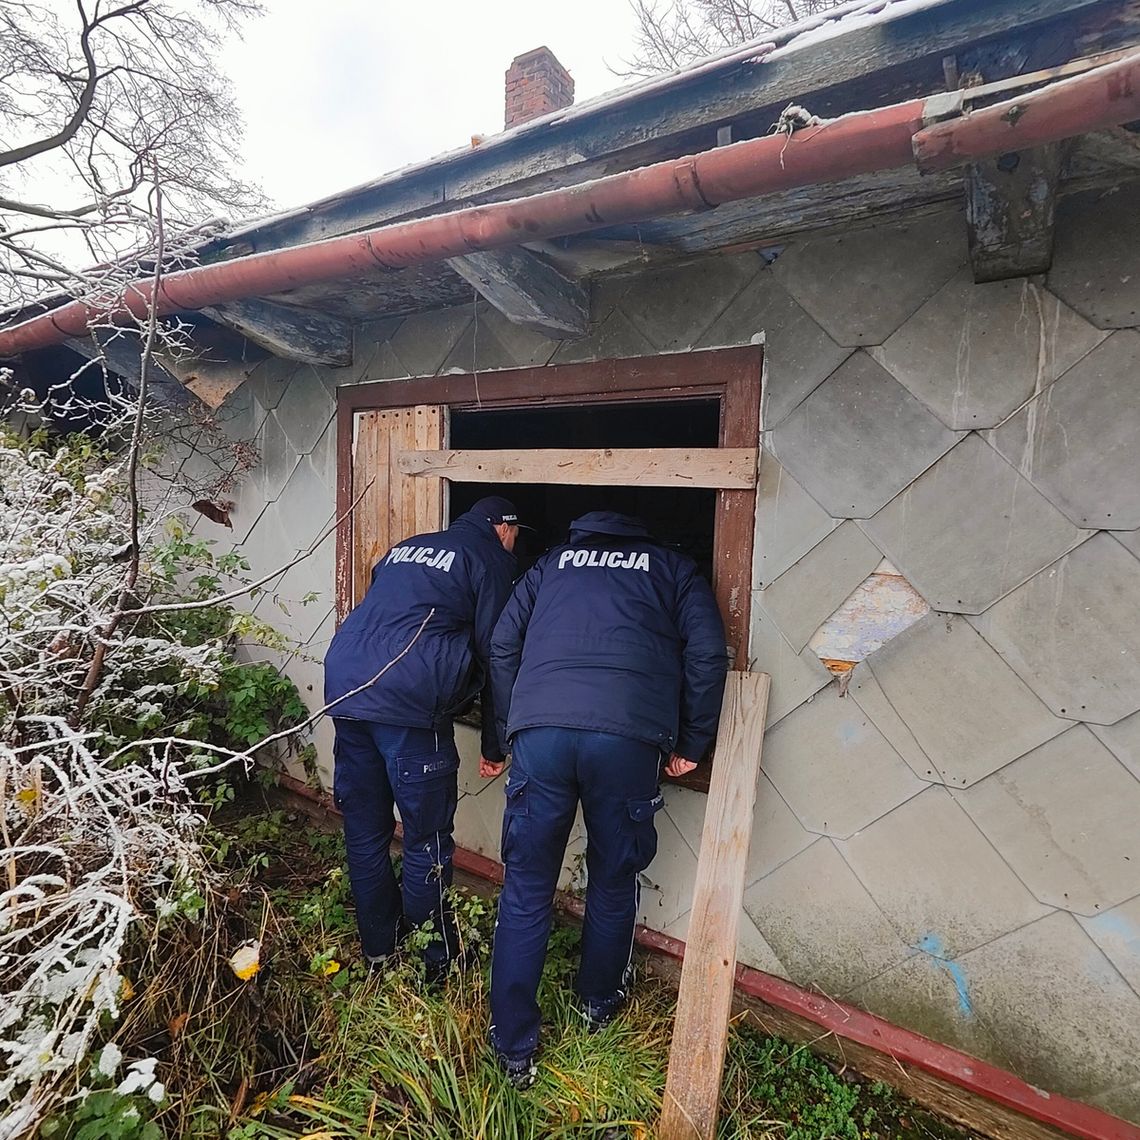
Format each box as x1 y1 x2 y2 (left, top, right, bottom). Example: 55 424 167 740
192 0 1140 322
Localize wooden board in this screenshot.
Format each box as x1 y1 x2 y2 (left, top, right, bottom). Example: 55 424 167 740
395 446 758 489
351 404 444 605
659 671 772 1140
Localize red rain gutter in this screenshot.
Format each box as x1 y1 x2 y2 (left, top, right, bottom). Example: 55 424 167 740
2 51 1140 359
275 774 1140 1140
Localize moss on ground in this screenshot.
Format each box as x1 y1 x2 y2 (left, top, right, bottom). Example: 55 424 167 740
101 805 981 1139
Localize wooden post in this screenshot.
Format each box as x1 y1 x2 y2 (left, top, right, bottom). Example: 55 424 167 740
659 671 772 1140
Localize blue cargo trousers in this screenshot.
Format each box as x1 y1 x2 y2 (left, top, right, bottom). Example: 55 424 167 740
489 726 664 1061
331 717 460 967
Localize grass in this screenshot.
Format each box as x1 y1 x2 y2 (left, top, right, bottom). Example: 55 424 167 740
91 802 980 1140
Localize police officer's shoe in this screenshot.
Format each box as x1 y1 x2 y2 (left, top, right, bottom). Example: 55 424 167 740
496 1051 537 1089
580 992 627 1033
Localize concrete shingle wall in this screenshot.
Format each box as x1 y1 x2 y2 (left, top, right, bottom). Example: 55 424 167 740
210 183 1140 1120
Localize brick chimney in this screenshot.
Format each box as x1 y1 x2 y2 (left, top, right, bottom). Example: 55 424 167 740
505 47 574 129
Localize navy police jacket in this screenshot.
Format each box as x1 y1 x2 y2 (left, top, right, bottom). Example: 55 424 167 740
323 511 515 760
491 512 728 760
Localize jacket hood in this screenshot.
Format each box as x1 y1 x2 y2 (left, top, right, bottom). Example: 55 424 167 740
568 511 653 541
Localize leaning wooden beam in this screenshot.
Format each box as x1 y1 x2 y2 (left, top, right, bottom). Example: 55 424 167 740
964 144 1064 282
659 671 772 1140
202 297 354 367
447 247 589 339
395 447 758 489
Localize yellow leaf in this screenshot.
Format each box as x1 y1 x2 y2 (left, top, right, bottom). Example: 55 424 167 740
322 959 341 976
15 788 36 804
119 976 135 1002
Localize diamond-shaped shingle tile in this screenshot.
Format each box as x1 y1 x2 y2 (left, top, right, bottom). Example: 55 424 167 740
957 726 1140 915
848 954 1012 1064
217 379 270 444
988 331 1140 529
873 272 1105 429
696 270 851 426
663 776 814 887
848 664 935 781
389 306 473 376
748 598 832 724
243 356 298 411
753 452 839 589
767 352 962 518
274 366 335 455
744 839 911 994
1116 529 1140 562
772 209 965 347
956 912 1140 1099
972 532 1140 725
863 433 1091 613
838 787 1051 956
1091 709 1140 782
636 810 698 931
617 251 760 350
759 522 882 651
1078 895 1140 1000
865 614 1068 787
550 307 655 364
762 687 925 838
1048 183 1140 328
441 303 558 372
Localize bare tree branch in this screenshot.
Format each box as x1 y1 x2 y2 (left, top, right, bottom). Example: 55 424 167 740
617 0 847 77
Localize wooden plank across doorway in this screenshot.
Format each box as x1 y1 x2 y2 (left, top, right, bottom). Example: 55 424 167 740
395 447 758 489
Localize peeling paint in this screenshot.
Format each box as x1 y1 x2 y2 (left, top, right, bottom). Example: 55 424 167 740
809 566 930 664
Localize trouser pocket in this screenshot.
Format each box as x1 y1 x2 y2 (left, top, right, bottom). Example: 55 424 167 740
500 773 530 864
618 792 665 876
395 745 460 843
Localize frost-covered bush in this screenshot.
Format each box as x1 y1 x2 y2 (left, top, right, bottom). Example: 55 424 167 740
0 424 308 1137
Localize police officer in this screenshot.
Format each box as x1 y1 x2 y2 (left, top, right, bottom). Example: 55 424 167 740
486 511 728 1082
323 496 522 979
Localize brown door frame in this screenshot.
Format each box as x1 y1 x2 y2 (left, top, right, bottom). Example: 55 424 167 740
335 346 762 664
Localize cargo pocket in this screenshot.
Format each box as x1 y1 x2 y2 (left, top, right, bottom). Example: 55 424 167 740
500 774 530 865
395 746 460 843
620 792 665 876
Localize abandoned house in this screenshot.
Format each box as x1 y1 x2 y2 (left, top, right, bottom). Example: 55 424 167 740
3 0 1140 1134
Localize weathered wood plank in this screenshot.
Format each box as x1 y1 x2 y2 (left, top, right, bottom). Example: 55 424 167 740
352 410 390 606
659 671 772 1140
395 447 758 489
413 405 446 537
447 247 589 338
202 297 354 367
965 145 1065 281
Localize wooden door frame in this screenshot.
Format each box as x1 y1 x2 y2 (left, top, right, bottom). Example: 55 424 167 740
335 345 762 665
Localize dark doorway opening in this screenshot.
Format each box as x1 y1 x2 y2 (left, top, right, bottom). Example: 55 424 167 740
449 398 720 577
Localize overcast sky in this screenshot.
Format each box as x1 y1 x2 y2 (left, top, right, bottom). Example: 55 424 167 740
220 0 642 212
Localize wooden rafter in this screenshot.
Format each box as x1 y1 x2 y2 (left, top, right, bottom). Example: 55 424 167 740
202 297 354 367
447 247 589 339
